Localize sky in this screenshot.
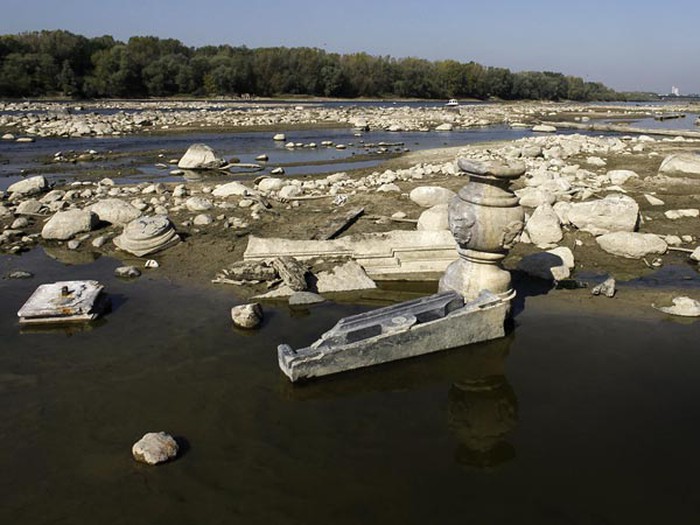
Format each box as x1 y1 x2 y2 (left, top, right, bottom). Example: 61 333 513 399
2 0 699 94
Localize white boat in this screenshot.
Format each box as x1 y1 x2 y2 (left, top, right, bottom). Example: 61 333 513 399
446 99 460 107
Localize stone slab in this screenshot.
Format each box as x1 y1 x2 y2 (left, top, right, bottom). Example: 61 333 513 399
244 230 458 280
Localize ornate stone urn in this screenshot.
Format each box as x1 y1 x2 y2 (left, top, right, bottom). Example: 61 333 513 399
439 158 525 302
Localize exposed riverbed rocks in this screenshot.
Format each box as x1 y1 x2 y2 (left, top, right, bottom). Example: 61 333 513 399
1 103 699 301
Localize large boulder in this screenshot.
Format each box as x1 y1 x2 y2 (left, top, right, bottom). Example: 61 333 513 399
7 176 48 198
568 194 639 236
596 232 667 259
41 209 97 240
177 143 225 170
525 203 563 247
658 154 700 177
409 186 456 208
89 199 142 226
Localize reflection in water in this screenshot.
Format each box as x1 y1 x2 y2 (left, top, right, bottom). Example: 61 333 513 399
448 376 517 469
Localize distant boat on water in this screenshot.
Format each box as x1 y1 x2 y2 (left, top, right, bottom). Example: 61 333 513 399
445 99 459 107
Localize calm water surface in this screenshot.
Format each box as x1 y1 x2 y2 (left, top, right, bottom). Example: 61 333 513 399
1 250 700 524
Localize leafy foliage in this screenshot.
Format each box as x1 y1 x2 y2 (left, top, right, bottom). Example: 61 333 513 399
0 30 625 101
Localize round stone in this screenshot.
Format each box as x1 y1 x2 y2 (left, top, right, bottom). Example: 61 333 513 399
131 432 179 465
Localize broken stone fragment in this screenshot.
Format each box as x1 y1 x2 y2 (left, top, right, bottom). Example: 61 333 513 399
113 216 180 257
591 277 616 298
131 432 179 465
231 303 263 329
89 199 142 226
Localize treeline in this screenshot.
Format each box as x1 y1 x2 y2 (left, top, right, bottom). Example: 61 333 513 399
0 30 623 101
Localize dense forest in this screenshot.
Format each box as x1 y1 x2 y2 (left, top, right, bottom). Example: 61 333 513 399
0 30 641 101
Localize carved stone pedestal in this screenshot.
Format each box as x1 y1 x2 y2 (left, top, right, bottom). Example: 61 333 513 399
439 159 525 302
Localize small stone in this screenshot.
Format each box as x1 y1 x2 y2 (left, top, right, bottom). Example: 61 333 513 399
591 277 616 298
144 259 159 268
193 214 213 226
115 266 141 278
231 303 263 329
7 270 33 279
131 432 179 465
67 239 81 250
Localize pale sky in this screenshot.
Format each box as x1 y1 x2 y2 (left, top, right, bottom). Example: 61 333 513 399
2 0 698 94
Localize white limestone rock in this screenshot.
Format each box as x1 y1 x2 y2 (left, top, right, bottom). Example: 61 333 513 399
417 204 449 231
212 181 250 198
515 187 556 208
596 232 667 259
89 199 142 226
409 186 456 208
517 246 574 281
525 203 563 247
132 432 179 465
644 194 665 206
568 194 639 236
41 209 97 240
257 178 285 192
658 153 700 176
664 209 700 220
7 176 48 198
607 169 639 185
532 124 557 133
654 296 700 317
177 143 225 170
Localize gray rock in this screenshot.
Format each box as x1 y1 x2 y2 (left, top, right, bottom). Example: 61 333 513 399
596 232 667 259
0 204 11 218
664 209 700 220
525 203 563 247
658 153 700 176
409 186 456 208
515 187 556 208
568 194 639 236
532 124 557 133
7 176 48 198
289 291 326 306
193 214 213 226
15 199 43 215
41 209 97 240
114 266 141 278
89 199 142 226
185 196 213 212
177 143 225 170
257 178 285 192
11 217 29 229
131 432 179 465
592 277 616 297
231 303 263 329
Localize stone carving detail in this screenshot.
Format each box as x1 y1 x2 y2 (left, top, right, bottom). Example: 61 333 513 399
501 220 525 250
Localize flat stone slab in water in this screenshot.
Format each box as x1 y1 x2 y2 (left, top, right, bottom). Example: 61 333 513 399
17 280 108 325
278 290 509 382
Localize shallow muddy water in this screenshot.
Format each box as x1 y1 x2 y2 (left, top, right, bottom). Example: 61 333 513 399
1 250 700 524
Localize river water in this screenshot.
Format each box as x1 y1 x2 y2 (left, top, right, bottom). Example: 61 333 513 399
1 249 700 524
2 112 700 523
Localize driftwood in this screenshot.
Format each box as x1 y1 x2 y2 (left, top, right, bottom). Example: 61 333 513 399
272 256 308 291
311 207 364 240
220 163 264 172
